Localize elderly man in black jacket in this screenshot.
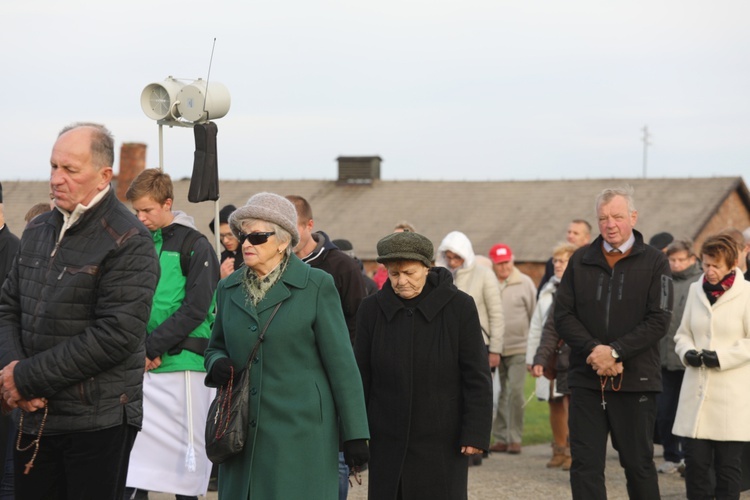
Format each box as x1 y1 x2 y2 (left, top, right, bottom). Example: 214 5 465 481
0 123 159 499
555 187 672 500
286 195 366 345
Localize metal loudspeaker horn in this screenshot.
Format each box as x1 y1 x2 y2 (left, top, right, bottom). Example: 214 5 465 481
177 80 230 122
140 76 231 126
140 77 185 122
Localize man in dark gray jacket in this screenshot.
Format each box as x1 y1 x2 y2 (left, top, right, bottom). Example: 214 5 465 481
555 187 673 500
0 123 159 499
656 239 702 474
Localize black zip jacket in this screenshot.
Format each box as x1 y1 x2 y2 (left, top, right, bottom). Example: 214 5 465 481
302 231 366 345
554 230 673 392
0 189 160 434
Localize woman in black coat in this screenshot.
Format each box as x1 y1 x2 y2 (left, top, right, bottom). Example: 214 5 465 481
354 231 493 500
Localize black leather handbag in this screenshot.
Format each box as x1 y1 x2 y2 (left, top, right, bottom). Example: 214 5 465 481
205 302 282 464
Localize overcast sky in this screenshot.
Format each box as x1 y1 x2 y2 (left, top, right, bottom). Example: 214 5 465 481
1 1 748 182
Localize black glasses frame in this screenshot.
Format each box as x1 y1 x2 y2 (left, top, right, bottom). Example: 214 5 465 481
238 231 276 246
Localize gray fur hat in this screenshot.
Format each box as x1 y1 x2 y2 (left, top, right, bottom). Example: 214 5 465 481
376 231 433 268
229 192 300 248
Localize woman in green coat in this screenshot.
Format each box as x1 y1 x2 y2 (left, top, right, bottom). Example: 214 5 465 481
204 193 370 499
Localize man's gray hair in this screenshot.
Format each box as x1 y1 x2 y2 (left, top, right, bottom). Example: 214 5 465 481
59 122 115 170
666 239 696 258
595 187 636 215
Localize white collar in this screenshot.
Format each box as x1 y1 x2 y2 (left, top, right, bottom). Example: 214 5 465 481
55 185 110 242
603 232 635 254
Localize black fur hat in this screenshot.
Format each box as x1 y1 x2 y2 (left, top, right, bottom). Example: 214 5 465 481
209 204 237 234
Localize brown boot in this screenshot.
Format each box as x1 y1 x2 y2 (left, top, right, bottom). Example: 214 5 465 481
561 446 572 470
546 444 567 468
489 442 508 453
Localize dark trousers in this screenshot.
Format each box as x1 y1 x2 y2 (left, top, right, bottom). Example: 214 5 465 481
656 368 685 462
0 419 13 500
568 388 660 500
14 423 138 500
684 438 744 500
123 488 198 500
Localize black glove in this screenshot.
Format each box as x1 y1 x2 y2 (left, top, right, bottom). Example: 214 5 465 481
684 350 703 367
343 439 369 469
210 357 237 386
701 350 720 368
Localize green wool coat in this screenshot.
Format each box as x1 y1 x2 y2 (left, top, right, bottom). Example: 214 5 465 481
205 255 369 500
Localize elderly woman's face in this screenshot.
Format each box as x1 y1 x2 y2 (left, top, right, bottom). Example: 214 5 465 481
552 252 571 280
702 253 732 285
241 220 285 276
443 250 464 270
386 261 429 299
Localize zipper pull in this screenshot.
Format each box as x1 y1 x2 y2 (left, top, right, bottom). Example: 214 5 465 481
57 267 67 280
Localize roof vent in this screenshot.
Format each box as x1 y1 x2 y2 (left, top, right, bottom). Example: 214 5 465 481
337 156 382 185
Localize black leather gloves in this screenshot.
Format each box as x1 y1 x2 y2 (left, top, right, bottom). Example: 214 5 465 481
684 350 720 368
343 439 369 469
684 350 703 367
701 350 720 368
210 357 237 386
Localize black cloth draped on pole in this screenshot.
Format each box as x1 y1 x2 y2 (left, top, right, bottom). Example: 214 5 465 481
188 121 220 202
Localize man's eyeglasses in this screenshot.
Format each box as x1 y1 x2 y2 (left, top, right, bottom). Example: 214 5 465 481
238 231 276 246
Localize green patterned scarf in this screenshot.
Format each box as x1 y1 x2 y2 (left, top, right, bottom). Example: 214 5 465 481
242 253 290 306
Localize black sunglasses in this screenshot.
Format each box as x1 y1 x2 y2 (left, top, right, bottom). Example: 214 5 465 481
238 231 276 246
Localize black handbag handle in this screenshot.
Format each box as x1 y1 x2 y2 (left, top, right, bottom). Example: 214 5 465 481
244 302 282 369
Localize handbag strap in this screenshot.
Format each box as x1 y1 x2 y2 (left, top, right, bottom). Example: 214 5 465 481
244 302 283 368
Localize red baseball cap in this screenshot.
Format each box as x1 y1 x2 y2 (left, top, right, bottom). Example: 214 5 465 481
489 244 513 264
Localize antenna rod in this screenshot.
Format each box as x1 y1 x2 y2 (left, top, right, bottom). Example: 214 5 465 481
641 125 651 178
202 38 217 119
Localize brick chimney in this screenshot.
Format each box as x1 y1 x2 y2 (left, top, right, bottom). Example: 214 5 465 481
116 143 147 202
336 156 382 185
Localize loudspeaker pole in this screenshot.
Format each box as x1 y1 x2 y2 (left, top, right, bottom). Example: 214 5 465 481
642 125 651 178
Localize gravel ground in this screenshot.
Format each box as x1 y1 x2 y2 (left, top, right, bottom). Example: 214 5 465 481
152 442 750 499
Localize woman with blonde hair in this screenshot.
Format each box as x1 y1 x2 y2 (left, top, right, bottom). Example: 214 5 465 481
528 242 576 469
